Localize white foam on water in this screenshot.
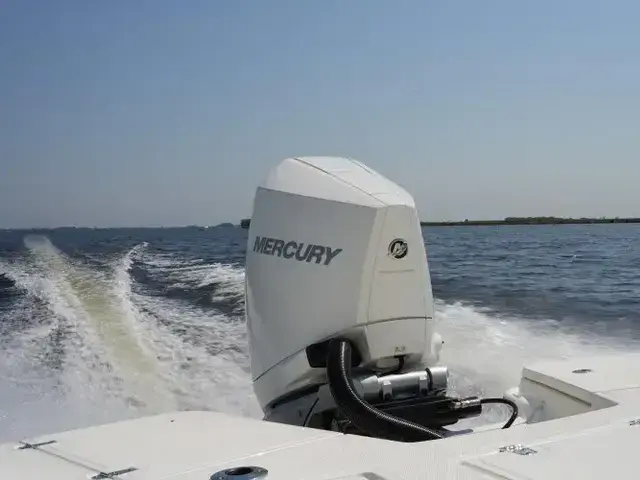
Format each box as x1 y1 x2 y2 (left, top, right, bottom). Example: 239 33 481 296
0 237 135 440
0 238 259 442
119 247 258 416
434 299 640 426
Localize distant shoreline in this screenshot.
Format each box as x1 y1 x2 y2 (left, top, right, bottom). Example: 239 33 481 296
240 217 640 229
3 217 639 231
420 217 640 227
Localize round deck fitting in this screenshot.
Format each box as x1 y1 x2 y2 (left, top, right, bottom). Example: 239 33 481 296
210 466 268 480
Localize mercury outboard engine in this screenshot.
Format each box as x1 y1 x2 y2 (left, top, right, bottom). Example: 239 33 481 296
244 157 517 442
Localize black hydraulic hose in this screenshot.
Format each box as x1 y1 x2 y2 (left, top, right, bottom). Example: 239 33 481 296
480 398 519 429
326 338 443 442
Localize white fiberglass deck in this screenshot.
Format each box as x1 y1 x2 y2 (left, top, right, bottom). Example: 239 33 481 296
3 352 640 479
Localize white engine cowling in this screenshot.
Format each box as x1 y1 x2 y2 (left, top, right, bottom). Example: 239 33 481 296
245 156 440 411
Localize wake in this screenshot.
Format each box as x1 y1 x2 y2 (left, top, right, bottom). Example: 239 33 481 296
0 236 636 441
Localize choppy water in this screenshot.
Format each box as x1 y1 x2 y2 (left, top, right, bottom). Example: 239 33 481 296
1 224 639 442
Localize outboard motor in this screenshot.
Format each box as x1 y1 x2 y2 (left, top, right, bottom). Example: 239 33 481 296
245 157 517 442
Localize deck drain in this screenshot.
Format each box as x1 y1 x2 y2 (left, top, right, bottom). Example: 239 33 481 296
210 466 268 480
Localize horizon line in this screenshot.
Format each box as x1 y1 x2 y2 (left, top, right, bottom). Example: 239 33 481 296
3 215 640 231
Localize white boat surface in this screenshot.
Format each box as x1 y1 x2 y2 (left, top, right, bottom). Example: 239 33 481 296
2 157 639 480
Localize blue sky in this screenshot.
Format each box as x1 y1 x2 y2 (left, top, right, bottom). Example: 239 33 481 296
1 1 639 228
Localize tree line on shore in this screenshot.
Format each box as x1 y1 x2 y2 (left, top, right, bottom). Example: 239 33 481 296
420 216 640 226
239 217 640 228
